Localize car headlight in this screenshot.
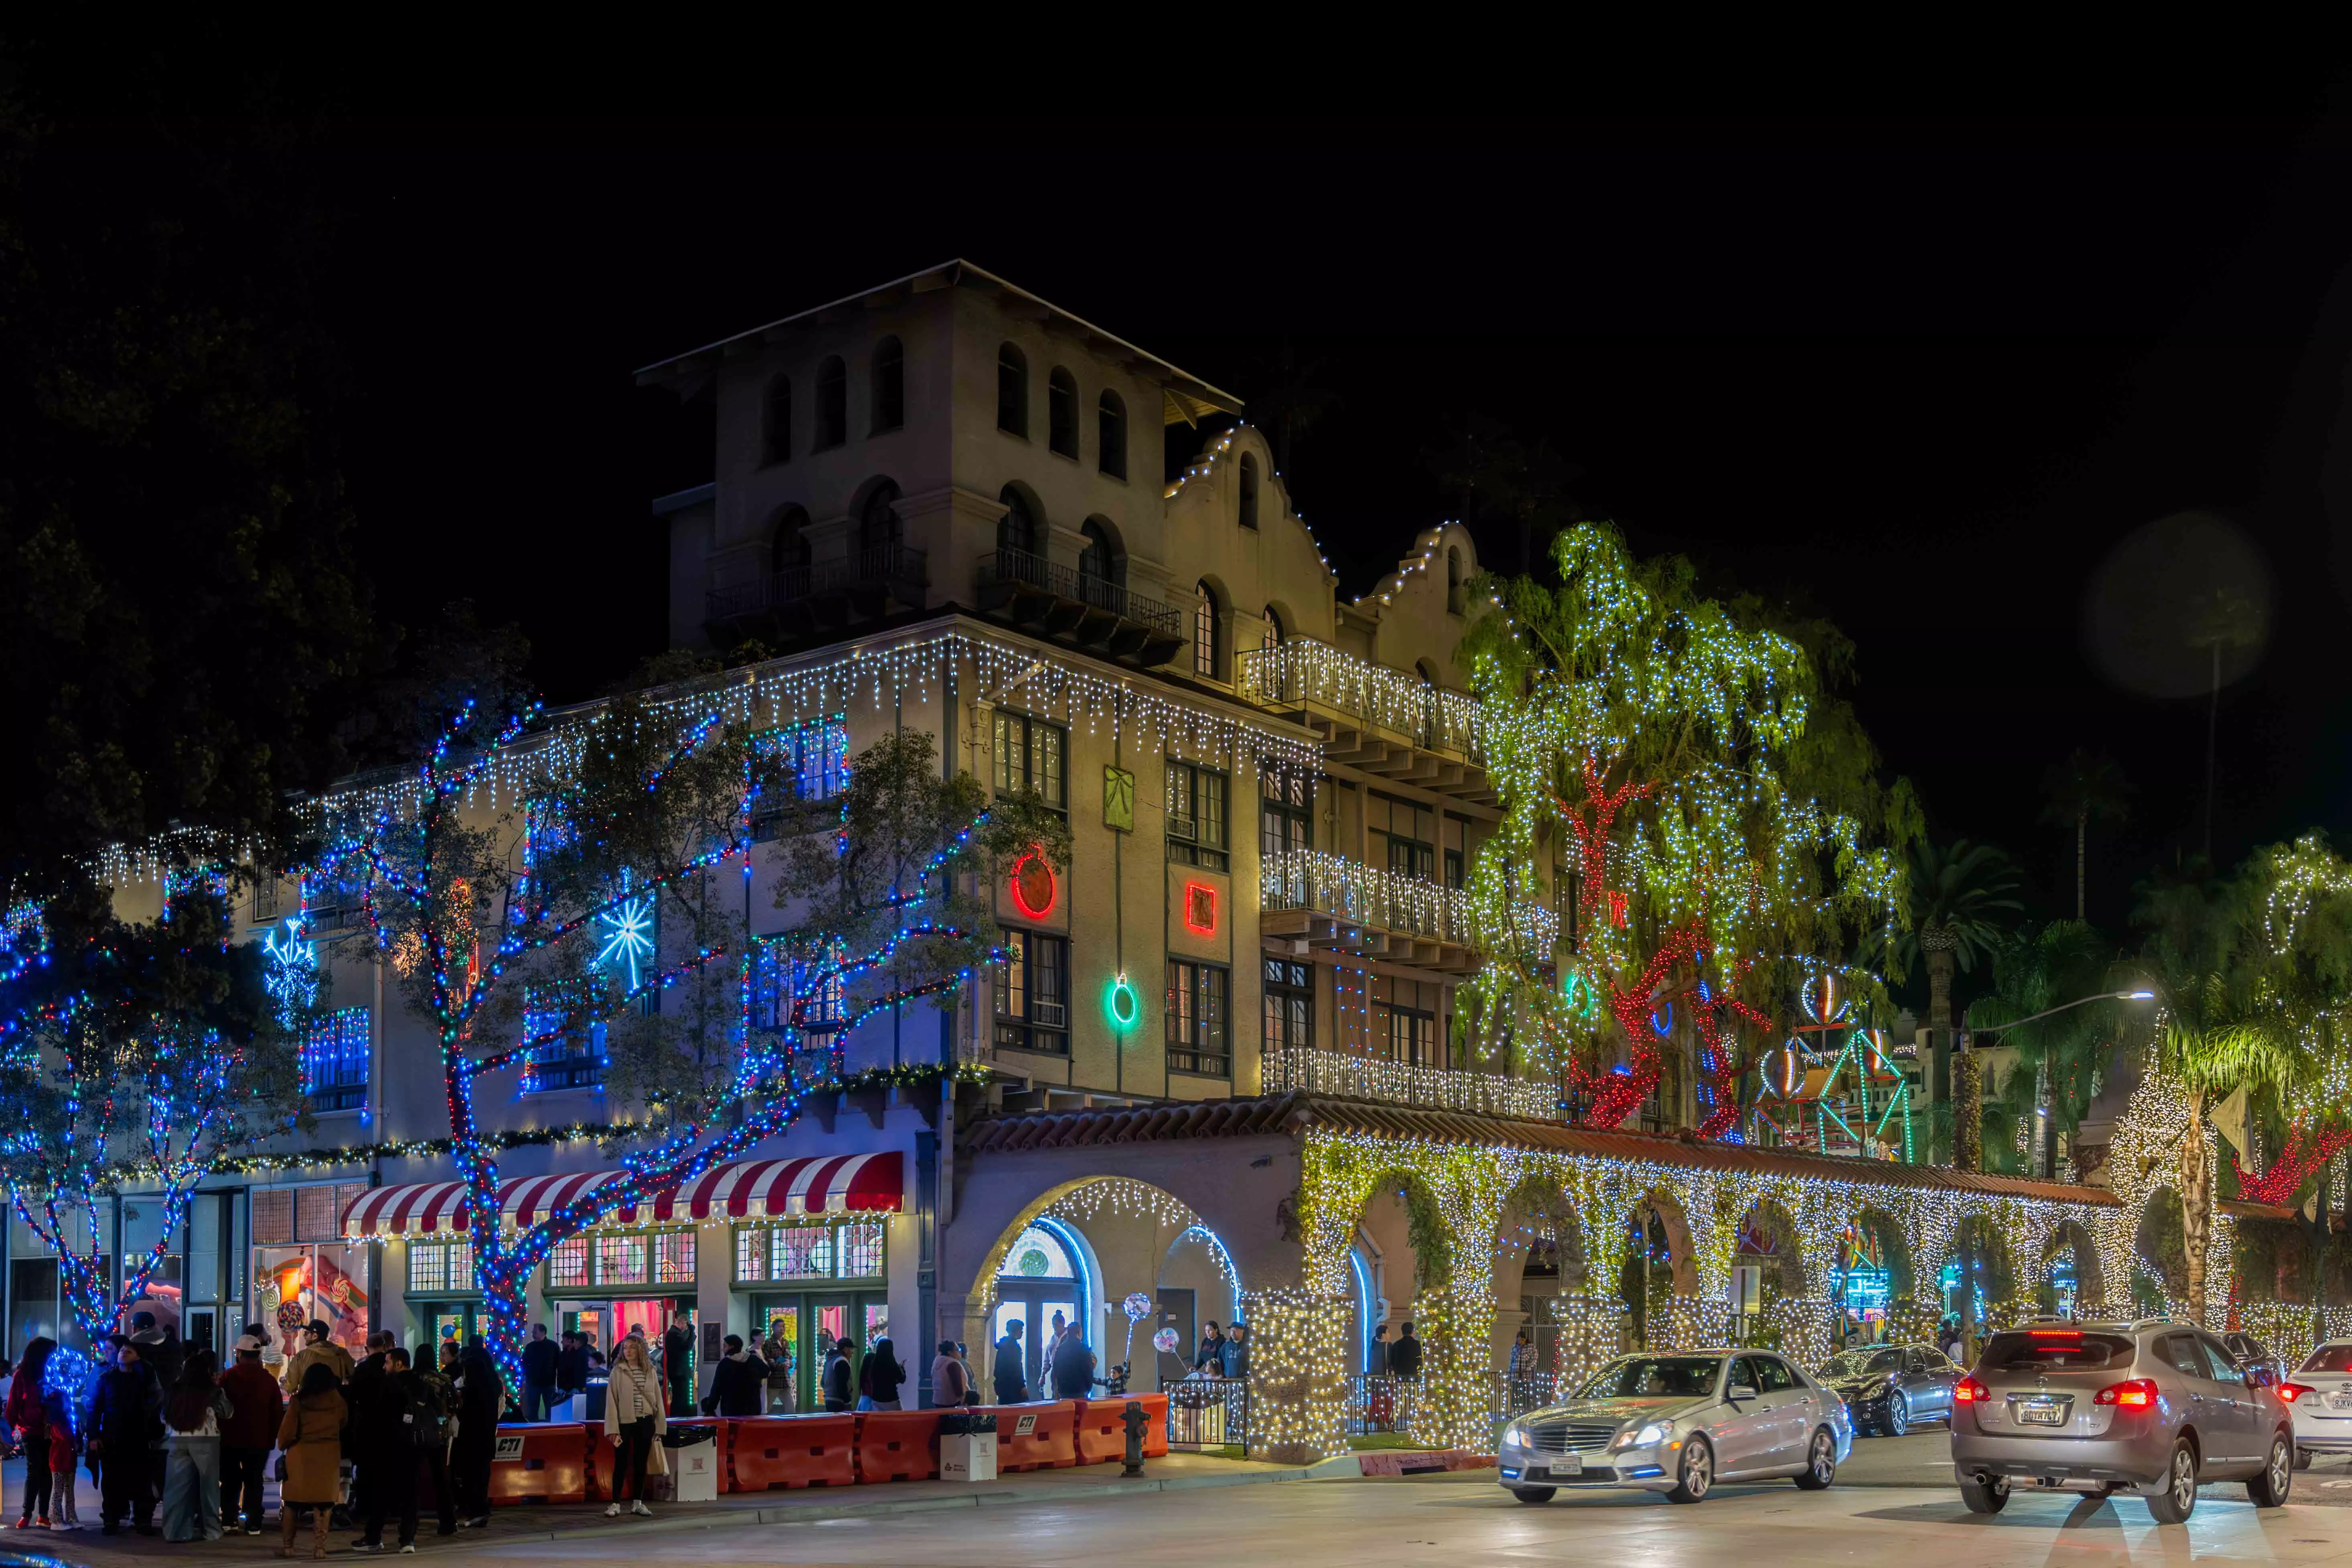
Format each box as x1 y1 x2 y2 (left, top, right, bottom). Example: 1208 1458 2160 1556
1614 1420 1675 1449
1502 1420 1529 1448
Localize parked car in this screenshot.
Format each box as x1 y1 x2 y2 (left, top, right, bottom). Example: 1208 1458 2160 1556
2278 1339 2352 1466
1949 1320 2293 1522
2221 1331 2285 1384
1498 1349 1852 1505
1815 1343 1960 1436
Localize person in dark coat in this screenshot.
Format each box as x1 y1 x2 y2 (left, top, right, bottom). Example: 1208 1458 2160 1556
555 1333 590 1404
344 1331 391 1534
703 1336 768 1418
992 1320 1027 1404
1050 1330 1098 1401
518 1325 559 1423
819 1343 854 1413
856 1338 905 1411
355 1347 431 1552
1389 1322 1423 1379
450 1341 503 1528
661 1309 696 1417
8 1336 55 1527
220 1337 285 1536
86 1337 164 1535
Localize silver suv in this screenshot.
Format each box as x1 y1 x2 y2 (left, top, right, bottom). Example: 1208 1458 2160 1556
1949 1320 2293 1522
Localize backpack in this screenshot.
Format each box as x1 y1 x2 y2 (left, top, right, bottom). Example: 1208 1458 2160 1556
398 1375 443 1449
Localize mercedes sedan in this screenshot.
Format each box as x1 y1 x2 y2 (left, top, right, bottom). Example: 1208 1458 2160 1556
1498 1349 1852 1504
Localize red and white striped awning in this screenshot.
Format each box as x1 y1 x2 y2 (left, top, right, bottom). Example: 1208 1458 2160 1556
340 1152 904 1238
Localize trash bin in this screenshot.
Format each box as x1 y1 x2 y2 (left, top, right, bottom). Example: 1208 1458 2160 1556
662 1422 720 1502
939 1410 998 1483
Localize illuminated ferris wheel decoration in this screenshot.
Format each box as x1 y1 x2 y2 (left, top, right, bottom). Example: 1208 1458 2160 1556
597 872 657 990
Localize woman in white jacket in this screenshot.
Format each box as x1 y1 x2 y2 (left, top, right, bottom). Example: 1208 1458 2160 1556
602 1333 667 1518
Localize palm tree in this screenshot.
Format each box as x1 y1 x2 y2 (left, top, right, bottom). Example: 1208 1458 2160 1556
2040 750 2130 921
1967 921 2116 1178
1886 838 2023 1172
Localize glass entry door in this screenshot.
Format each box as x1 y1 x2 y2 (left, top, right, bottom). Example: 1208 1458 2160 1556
761 1291 884 1409
993 1284 1079 1399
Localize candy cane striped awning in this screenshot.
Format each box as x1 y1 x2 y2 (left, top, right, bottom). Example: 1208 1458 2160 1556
340 1153 904 1238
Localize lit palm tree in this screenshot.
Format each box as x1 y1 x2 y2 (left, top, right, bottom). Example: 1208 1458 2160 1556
1883 838 2022 1171
1967 920 2117 1178
2040 750 2130 922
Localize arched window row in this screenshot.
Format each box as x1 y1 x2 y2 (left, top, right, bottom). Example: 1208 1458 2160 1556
993 343 1130 481
759 335 911 465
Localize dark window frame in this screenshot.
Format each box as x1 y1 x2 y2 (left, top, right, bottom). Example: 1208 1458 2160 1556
814 356 848 449
994 928 1071 1056
992 709 1068 813
1165 759 1230 870
871 337 905 433
1238 453 1259 530
1166 958 1231 1078
1097 390 1128 479
1047 368 1079 459
997 344 1029 437
762 374 793 465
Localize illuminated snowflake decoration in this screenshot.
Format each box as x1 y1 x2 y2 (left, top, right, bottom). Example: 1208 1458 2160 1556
262 918 318 1019
596 873 655 991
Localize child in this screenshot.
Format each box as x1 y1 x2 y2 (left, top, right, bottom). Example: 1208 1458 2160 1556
42 1383 80 1529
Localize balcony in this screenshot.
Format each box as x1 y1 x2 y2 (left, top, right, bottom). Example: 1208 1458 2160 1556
1235 640 1492 802
1264 1042 1558 1119
705 542 929 641
1259 850 1557 974
976 548 1188 667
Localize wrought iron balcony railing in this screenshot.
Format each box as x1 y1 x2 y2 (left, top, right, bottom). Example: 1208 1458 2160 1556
1263 1041 1558 1120
1235 638 1483 759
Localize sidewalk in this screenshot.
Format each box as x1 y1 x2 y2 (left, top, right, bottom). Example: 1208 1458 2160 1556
0 1450 1310 1555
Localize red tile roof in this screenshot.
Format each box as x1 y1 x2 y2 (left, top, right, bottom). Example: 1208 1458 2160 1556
962 1092 2122 1208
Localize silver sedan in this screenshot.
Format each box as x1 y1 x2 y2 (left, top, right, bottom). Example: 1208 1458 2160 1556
1498 1348 1854 1504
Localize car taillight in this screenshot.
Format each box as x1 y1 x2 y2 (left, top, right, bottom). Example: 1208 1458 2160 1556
2278 1381 2315 1404
1954 1377 1989 1404
2094 1379 2159 1408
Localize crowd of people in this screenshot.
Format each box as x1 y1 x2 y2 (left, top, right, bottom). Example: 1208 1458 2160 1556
4 1314 509 1556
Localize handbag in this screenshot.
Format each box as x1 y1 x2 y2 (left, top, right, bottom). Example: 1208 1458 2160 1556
646 1436 668 1476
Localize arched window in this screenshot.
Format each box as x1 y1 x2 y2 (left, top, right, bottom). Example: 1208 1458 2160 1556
993 1218 1088 1399
1047 368 1078 458
761 374 791 466
858 481 903 555
997 486 1037 556
1194 582 1222 679
1079 519 1122 589
772 506 812 576
870 336 904 434
1238 453 1259 531
1263 605 1285 646
1097 391 1127 479
815 356 847 448
997 344 1028 436
1447 547 1465 614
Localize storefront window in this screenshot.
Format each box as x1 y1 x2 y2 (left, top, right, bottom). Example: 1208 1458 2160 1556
654 1231 694 1286
595 1234 647 1287
251 1182 372 1369
548 1236 589 1289
731 1220 888 1285
406 1241 475 1296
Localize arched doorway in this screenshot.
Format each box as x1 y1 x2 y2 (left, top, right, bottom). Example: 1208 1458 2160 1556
992 1217 1092 1399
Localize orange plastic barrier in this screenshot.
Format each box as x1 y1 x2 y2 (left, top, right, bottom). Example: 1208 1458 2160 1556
1077 1392 1169 1462
853 1409 942 1483
972 1400 1079 1472
724 1413 856 1491
487 1422 591 1505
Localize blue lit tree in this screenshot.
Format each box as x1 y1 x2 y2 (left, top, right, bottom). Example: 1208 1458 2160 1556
0 880 298 1343
333 695 1062 1377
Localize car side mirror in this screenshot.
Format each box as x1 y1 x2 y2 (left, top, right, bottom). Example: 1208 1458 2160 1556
1727 1384 1758 1403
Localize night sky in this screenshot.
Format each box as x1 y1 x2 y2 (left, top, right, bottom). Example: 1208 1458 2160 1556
320 107 2352 934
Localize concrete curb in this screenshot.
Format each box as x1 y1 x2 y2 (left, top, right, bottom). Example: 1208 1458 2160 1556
504 1465 1317 1545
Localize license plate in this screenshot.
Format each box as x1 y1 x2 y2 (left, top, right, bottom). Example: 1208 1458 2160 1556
2019 1402 2065 1426
1553 1454 1582 1476
2330 1395 2352 1411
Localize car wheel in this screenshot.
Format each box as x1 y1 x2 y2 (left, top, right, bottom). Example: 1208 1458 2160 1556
2146 1437 2198 1525
2296 1446 2314 1471
1958 1475 2009 1514
1794 1427 1838 1490
1886 1393 1910 1438
1667 1435 1714 1504
1508 1486 1556 1505
2250 1432 2293 1508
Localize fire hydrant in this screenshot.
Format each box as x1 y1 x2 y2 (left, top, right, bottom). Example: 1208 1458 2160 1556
1121 1399 1150 1478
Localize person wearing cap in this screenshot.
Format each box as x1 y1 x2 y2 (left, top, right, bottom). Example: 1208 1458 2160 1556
221 1336 284 1537
282 1320 354 1394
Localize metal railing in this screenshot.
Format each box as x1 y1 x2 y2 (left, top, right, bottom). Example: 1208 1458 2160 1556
1165 1377 1250 1450
1264 1042 1557 1119
706 541 929 622
1235 639 1483 759
978 547 1182 636
1344 1373 1425 1438
1259 849 1559 952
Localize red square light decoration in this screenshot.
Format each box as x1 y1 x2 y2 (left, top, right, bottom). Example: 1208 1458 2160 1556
1183 881 1217 937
